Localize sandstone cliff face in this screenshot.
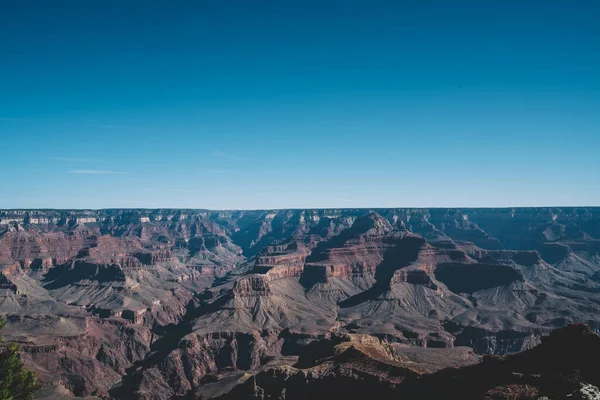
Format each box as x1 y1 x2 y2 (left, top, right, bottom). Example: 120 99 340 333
301 213 400 284
232 276 273 297
12 317 152 397
0 208 599 398
0 211 247 396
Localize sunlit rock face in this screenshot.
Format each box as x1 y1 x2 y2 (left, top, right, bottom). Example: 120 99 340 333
0 207 599 398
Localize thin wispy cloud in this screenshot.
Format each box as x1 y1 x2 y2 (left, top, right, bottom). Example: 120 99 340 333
68 169 134 175
47 157 90 162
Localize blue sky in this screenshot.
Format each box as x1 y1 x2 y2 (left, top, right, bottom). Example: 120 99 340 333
1 1 599 209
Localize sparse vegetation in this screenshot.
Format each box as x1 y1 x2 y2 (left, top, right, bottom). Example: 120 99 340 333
0 319 41 400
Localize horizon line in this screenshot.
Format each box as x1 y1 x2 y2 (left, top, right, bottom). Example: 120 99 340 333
1 205 600 212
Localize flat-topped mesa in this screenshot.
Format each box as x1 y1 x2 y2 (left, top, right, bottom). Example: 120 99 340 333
301 263 367 285
232 275 272 297
302 250 387 284
300 219 419 286
0 230 91 266
307 212 394 255
538 242 571 264
413 241 477 274
263 264 304 280
254 252 306 269
232 257 303 296
462 245 544 267
76 261 127 283
44 260 127 287
75 241 144 268
133 249 174 265
390 269 437 289
490 250 543 266
253 240 308 279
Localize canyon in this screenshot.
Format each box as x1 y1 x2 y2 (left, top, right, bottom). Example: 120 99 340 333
0 207 599 399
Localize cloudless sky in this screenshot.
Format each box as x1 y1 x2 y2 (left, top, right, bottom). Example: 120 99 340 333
1 0 599 209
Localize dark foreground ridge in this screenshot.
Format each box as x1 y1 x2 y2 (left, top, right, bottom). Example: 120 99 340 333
218 323 600 400
0 208 599 399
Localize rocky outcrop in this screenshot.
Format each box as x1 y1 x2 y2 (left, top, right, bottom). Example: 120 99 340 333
232 276 272 297
1 208 600 399
216 332 479 400
133 249 174 265
20 318 152 397
390 269 437 289
217 324 600 400
300 214 410 285
0 272 17 292
44 261 126 288
252 240 308 279
393 324 600 399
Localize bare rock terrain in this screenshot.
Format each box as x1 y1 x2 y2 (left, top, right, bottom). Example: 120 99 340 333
0 207 599 398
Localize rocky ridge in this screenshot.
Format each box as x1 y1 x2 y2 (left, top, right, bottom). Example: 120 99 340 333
0 208 599 398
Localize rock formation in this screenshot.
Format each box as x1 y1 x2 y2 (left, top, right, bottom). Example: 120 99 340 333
0 207 598 398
